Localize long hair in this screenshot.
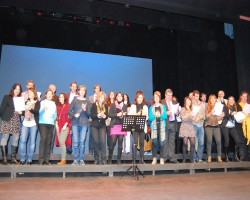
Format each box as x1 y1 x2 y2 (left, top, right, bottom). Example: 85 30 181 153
207 94 217 112
8 82 22 97
27 88 38 101
106 90 115 106
238 91 250 104
183 96 192 111
227 96 237 112
133 92 147 105
123 94 131 107
59 92 68 104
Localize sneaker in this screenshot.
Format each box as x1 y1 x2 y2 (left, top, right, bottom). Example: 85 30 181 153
79 160 85 165
198 159 206 163
160 158 165 165
152 157 157 165
71 160 79 166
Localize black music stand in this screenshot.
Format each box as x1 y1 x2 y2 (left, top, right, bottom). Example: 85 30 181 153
120 115 146 180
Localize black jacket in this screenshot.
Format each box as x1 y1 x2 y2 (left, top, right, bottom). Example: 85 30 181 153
108 103 127 128
90 103 108 128
0 95 16 121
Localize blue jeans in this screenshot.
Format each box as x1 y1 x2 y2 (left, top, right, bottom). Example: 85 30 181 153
72 125 88 161
19 125 38 162
193 125 204 161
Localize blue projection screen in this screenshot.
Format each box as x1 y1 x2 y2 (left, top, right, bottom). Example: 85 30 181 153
0 45 153 154
0 45 153 102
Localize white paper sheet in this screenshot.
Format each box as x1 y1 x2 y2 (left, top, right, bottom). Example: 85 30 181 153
191 105 200 116
13 96 25 111
44 100 56 114
171 103 179 114
213 102 223 116
243 103 250 114
234 111 247 123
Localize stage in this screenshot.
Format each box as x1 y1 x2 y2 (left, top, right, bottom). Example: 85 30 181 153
1 161 250 178
0 171 249 200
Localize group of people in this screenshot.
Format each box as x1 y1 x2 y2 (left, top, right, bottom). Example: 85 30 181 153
0 80 250 166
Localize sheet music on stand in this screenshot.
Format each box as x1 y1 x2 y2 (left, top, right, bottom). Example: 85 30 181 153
121 115 146 180
122 115 146 132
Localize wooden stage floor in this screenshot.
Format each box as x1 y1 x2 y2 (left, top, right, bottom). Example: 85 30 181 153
0 171 249 200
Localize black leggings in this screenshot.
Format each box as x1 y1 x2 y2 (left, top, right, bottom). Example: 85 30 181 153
182 137 195 161
109 134 123 152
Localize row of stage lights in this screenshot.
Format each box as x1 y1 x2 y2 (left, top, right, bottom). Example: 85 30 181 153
35 9 132 27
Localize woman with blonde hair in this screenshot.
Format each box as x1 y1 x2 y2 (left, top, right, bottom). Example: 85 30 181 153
90 91 108 165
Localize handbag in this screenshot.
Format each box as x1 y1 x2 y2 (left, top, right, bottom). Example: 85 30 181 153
225 118 235 128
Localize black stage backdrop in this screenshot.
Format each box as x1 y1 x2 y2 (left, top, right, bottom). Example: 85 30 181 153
0 14 238 104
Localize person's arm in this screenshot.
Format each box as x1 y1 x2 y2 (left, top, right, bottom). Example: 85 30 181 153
0 95 8 117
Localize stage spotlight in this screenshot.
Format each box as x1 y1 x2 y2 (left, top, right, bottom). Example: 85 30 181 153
108 20 116 25
36 11 43 16
124 22 131 27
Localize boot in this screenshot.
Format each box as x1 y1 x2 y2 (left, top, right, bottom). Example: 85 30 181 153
1 146 8 165
11 145 19 164
117 148 123 165
224 147 229 162
217 156 222 163
108 147 114 165
57 160 66 165
234 146 240 162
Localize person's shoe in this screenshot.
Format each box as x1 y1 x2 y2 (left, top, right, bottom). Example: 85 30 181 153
79 160 85 165
102 160 107 165
94 160 99 165
57 160 66 165
182 159 186 163
71 160 79 166
217 156 222 163
160 158 165 165
117 160 122 165
198 159 206 163
20 161 26 165
44 162 51 165
207 156 212 163
27 161 32 165
108 159 112 165
139 158 146 164
152 157 157 165
170 160 178 164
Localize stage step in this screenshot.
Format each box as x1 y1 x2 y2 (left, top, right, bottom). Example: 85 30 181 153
1 161 250 178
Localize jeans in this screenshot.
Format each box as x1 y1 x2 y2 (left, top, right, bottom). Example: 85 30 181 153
91 126 106 161
72 125 88 161
19 125 38 162
193 125 204 161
